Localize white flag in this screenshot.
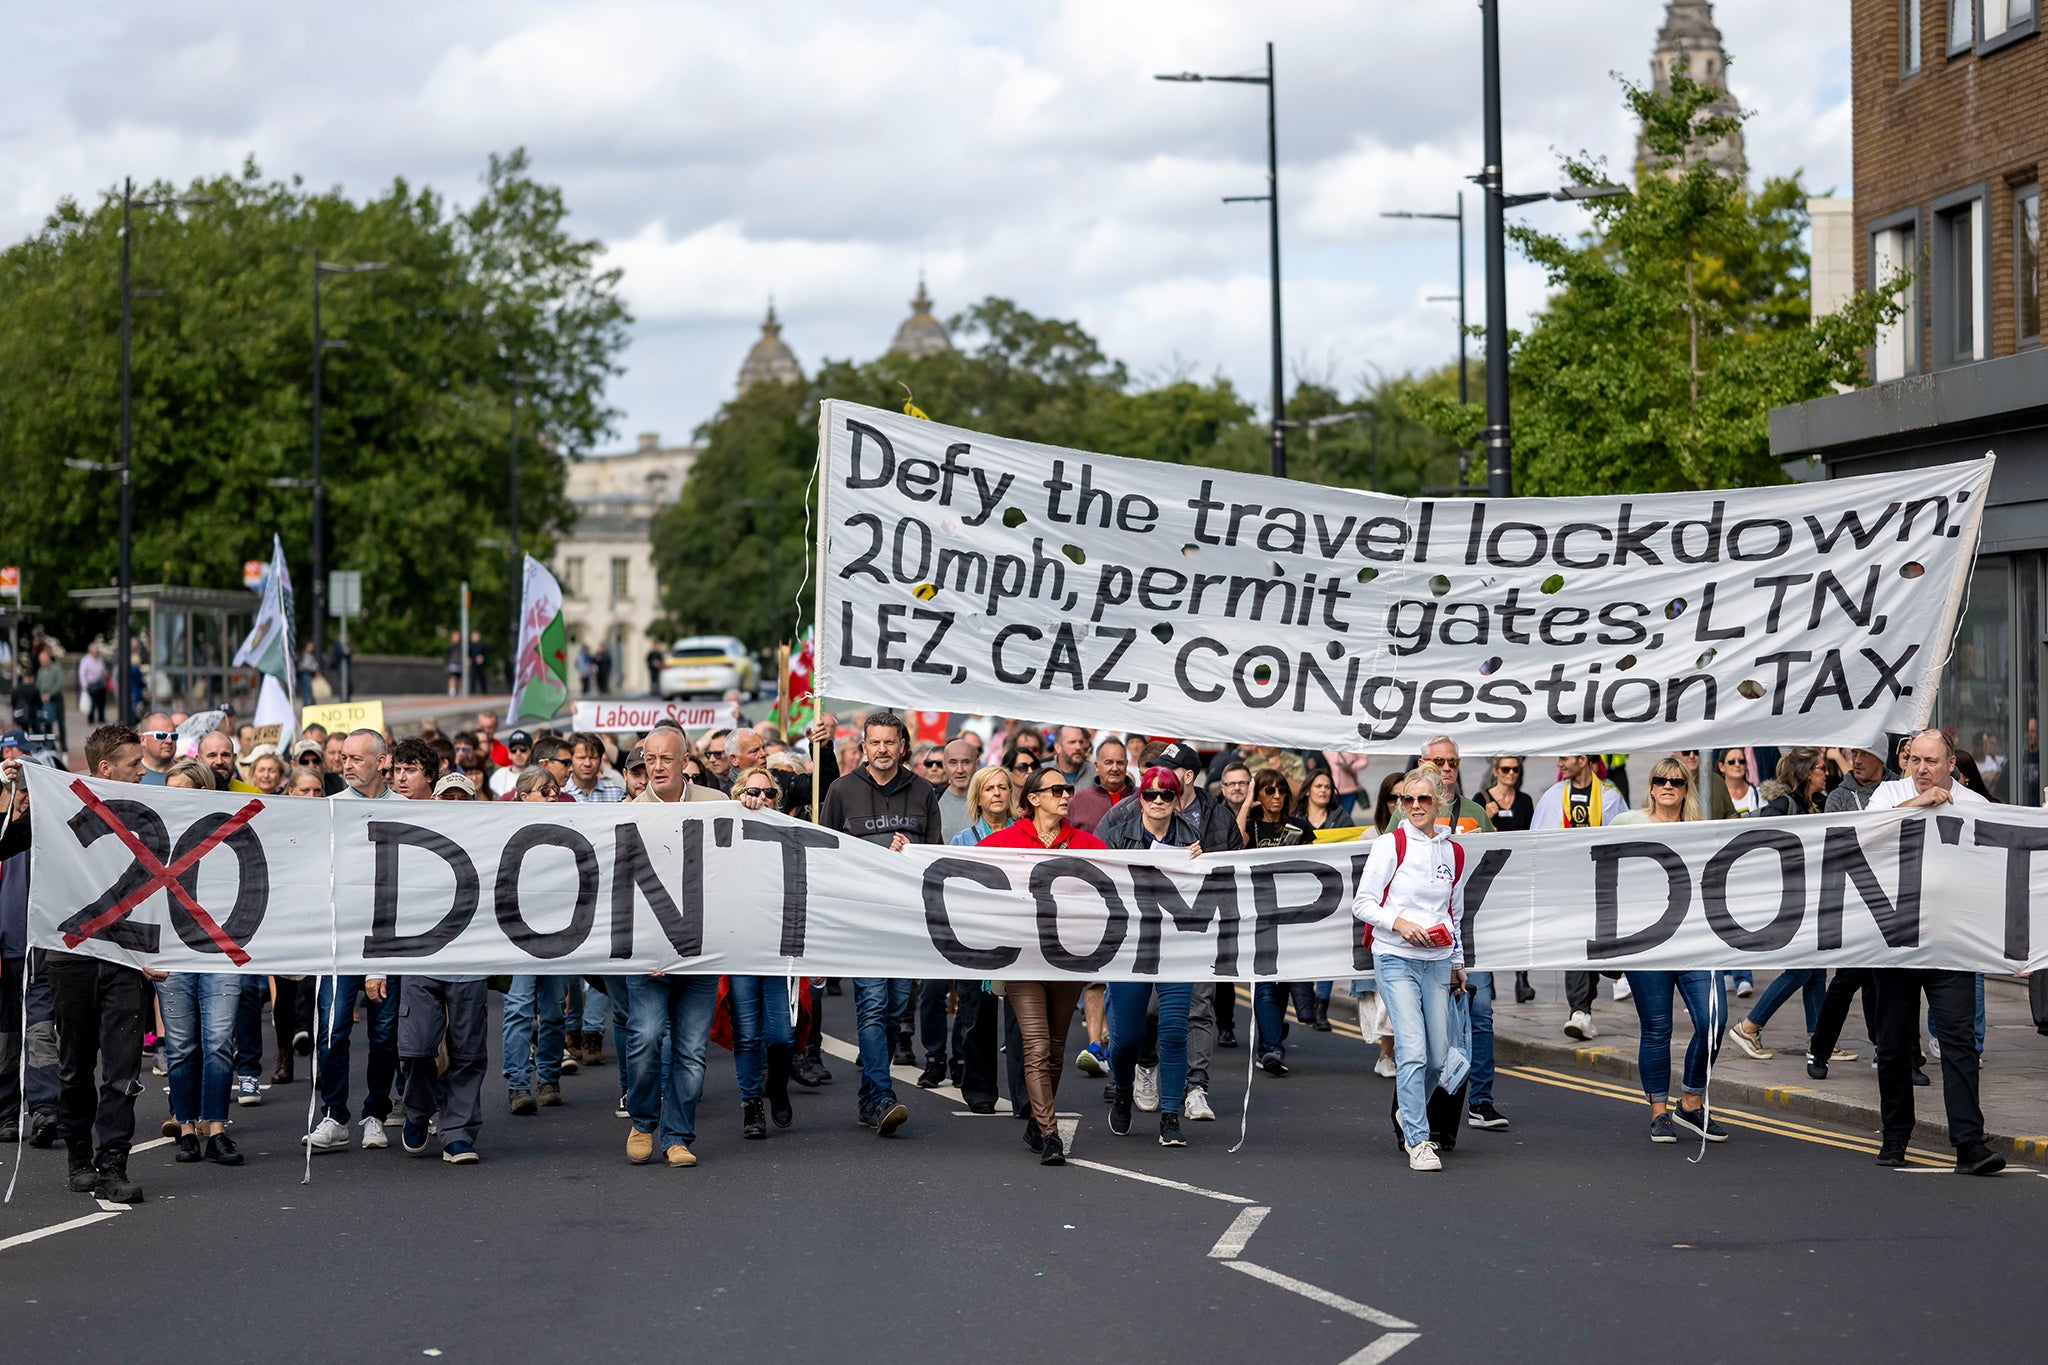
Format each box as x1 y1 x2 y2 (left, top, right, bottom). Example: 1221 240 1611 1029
233 535 295 683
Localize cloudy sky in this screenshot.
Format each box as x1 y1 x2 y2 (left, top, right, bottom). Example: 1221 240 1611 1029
4 1 1851 453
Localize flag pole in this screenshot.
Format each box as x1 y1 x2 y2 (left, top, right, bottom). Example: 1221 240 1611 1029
811 403 831 821
774 641 789 738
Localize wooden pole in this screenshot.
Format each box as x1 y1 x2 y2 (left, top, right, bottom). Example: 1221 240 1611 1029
810 402 832 821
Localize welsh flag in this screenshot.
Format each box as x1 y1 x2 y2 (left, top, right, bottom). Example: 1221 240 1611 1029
509 554 570 724
782 628 816 731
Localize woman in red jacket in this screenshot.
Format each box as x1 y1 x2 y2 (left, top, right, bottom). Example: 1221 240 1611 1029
977 766 1104 1165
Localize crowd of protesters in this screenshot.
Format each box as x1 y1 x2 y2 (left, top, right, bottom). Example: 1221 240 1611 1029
0 700 2025 1205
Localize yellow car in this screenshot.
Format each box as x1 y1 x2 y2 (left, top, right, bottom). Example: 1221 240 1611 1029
658 635 759 700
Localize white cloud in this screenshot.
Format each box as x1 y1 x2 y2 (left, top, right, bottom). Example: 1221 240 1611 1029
0 0 1850 450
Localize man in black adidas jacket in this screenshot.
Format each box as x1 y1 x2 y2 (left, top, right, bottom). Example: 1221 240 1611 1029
818 712 942 1136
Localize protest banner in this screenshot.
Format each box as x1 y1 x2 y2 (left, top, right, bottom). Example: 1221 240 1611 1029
814 401 1991 753
302 699 385 734
571 699 740 734
26 765 2047 978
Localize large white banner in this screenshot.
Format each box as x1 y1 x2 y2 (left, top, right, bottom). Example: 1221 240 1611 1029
25 767 2047 977
816 401 1991 752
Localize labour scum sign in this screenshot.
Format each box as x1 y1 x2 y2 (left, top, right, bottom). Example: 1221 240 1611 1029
26 768 2048 977
815 402 1990 752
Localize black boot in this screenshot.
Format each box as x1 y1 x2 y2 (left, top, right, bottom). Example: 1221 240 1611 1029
93 1147 143 1204
765 1046 794 1129
742 1098 768 1140
1514 972 1536 1003
1313 998 1333 1032
66 1137 97 1194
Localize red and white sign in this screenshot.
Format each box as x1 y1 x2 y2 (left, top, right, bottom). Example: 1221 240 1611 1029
572 699 741 734
242 559 264 591
0 565 17 598
912 710 949 745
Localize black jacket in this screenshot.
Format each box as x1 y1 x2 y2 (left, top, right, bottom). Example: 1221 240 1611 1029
819 763 943 847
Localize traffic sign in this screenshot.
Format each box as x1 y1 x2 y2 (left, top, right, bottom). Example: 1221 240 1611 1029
329 570 362 618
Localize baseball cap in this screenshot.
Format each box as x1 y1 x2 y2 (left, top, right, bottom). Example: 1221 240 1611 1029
0 730 28 752
622 746 647 772
1155 741 1202 773
433 771 477 797
506 730 533 748
291 739 323 761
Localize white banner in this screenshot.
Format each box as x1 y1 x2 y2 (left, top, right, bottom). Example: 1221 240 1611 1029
25 766 2047 977
816 401 1991 752
571 700 740 734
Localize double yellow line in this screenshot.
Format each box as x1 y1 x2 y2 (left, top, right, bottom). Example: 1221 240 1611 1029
1496 1063 1953 1166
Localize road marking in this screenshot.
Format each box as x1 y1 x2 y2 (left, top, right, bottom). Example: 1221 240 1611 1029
1226 1261 1418 1330
1339 1334 1422 1365
0 1210 126 1252
1066 1157 1256 1205
1497 1065 1955 1165
1207 1205 1269 1259
133 1137 172 1153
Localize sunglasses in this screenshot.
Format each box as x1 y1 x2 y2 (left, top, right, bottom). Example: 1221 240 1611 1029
1138 789 1176 803
509 744 531 753
922 759 944 769
1677 750 1698 758
1495 765 1521 774
143 730 176 742
1396 793 1437 805
297 753 322 765
1428 756 1460 768
743 786 778 801
1012 758 1036 769
1037 784 1072 798
1650 775 1687 788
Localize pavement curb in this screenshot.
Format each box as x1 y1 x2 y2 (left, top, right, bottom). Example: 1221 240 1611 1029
1492 1032 2048 1161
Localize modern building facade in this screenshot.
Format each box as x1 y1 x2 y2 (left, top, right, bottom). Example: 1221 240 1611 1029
1770 1 2044 803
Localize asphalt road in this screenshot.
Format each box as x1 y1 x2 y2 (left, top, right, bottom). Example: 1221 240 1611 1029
3 991 2043 1364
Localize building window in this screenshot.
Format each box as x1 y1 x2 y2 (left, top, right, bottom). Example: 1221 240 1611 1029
562 556 583 599
1950 0 1974 50
1931 188 1989 366
1976 0 2037 50
2019 183 2042 347
610 557 630 604
1871 217 1920 380
1902 0 1923 73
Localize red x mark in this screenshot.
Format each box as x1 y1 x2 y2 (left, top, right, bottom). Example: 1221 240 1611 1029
64 779 260 966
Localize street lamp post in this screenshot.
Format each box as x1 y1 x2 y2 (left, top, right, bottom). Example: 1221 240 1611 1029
309 259 386 660
505 373 535 691
1381 193 1468 405
1157 42 1286 479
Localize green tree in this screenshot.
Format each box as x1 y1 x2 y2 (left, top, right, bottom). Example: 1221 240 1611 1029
1413 70 1896 495
0 149 628 656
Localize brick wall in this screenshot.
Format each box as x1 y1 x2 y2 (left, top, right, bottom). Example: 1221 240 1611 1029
1853 0 2045 361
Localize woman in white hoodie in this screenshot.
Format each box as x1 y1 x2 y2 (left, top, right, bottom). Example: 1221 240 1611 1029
1352 767 1467 1171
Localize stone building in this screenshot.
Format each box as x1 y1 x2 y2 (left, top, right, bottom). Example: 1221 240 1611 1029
1770 0 2044 803
889 278 956 358
1638 0 1747 177
554 432 700 696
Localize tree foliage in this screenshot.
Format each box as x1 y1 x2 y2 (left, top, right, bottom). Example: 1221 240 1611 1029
0 150 629 655
1413 71 1897 495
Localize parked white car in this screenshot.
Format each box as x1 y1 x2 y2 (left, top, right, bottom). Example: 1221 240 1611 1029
657 635 759 700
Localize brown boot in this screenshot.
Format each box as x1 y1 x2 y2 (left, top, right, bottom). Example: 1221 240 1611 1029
583 1029 605 1067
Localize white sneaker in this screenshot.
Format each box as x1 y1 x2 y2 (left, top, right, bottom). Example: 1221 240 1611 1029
302 1116 350 1151
1612 977 1632 1001
1075 1045 1106 1078
1733 980 1755 999
1564 1011 1597 1041
1374 1053 1397 1079
1184 1087 1216 1121
1926 1035 1941 1059
360 1116 389 1150
1134 1064 1161 1113
1407 1140 1442 1172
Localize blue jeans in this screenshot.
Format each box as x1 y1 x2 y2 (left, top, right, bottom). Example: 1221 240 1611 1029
316 975 399 1124
1748 969 1824 1034
1375 953 1453 1147
1106 982 1192 1115
1252 982 1319 1059
160 972 238 1124
728 976 795 1101
231 977 265 1079
622 975 718 1149
501 975 567 1091
582 980 614 1032
1465 971 1496 1106
852 978 900 1115
1626 970 1726 1102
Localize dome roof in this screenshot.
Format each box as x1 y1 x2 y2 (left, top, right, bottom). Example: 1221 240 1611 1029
888 278 954 359
737 302 803 393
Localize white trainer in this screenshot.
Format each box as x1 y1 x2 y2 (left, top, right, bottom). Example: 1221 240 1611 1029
1407 1140 1442 1171
1374 1053 1397 1079
1612 977 1632 1001
1184 1087 1216 1121
302 1116 350 1151
1134 1064 1161 1113
360 1116 389 1150
1564 1011 1598 1041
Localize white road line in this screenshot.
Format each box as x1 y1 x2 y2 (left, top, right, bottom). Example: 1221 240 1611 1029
1057 1116 1078 1153
132 1137 172 1153
1226 1261 1418 1330
1207 1205 1269 1259
1065 1157 1256 1205
0 1210 124 1252
1338 1332 1421 1364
